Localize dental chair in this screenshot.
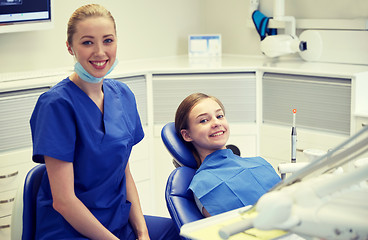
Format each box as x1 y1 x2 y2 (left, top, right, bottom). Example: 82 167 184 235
161 122 204 236
11 164 46 240
161 122 241 237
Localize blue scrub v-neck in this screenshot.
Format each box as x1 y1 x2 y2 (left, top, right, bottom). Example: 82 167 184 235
67 79 131 144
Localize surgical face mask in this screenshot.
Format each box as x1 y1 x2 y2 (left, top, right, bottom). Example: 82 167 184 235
74 59 118 84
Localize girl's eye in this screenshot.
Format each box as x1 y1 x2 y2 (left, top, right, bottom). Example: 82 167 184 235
200 119 208 123
217 114 224 119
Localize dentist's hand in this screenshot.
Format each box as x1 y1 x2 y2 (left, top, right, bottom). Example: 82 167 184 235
137 232 150 240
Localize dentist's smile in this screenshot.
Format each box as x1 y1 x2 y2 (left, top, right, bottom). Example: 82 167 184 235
90 60 108 69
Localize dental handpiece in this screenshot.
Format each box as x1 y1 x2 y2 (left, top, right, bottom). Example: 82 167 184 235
291 109 297 163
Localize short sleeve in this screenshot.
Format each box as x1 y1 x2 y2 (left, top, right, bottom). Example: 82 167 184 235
111 80 144 145
133 109 144 145
30 92 76 163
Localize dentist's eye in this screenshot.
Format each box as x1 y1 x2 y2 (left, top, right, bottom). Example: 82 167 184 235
104 38 114 44
82 41 93 45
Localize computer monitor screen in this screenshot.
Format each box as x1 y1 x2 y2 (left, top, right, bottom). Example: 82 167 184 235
0 0 52 33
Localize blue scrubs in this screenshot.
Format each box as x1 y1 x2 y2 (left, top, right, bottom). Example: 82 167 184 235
189 149 281 216
30 78 178 239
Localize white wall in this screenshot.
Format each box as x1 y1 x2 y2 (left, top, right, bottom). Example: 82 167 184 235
261 0 368 19
0 0 203 73
0 0 367 72
202 0 368 56
201 0 261 56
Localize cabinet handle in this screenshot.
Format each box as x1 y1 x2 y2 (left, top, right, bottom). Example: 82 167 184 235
0 224 10 229
0 171 18 179
0 197 15 204
362 123 367 127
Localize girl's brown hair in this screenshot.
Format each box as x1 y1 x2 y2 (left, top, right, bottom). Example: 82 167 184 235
175 93 225 167
67 4 116 46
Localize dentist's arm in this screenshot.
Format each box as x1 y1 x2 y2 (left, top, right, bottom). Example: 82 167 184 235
45 156 118 240
125 162 150 240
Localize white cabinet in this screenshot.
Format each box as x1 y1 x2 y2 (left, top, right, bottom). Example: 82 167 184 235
260 72 356 168
0 86 50 152
1 56 367 236
0 173 16 238
354 115 368 133
354 115 368 159
0 148 36 239
0 83 48 239
114 75 148 126
129 132 155 215
0 216 11 240
151 72 257 125
262 73 351 135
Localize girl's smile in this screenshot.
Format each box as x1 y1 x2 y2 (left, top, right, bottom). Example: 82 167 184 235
210 130 225 137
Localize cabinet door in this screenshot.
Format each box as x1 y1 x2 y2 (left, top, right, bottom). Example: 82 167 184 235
114 75 148 126
152 72 257 124
261 73 351 167
354 116 368 159
0 87 50 152
0 215 11 240
262 73 351 135
0 86 49 240
355 116 368 133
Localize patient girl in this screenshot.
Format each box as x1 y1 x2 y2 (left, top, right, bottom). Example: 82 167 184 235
175 93 281 217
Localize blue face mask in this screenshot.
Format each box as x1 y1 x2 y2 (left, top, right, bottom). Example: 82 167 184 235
74 59 118 84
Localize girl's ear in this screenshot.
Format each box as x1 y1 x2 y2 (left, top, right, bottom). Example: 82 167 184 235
180 129 193 142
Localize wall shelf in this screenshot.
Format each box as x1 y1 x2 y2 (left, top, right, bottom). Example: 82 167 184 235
268 18 368 30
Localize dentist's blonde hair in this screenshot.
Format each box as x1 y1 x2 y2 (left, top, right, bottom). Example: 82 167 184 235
67 4 116 46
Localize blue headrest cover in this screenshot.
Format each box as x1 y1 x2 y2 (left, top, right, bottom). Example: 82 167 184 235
161 122 197 169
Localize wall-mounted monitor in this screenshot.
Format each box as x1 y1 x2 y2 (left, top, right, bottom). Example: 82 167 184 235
0 0 52 34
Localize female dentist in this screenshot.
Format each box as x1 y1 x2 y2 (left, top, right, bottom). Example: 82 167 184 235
30 4 179 240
